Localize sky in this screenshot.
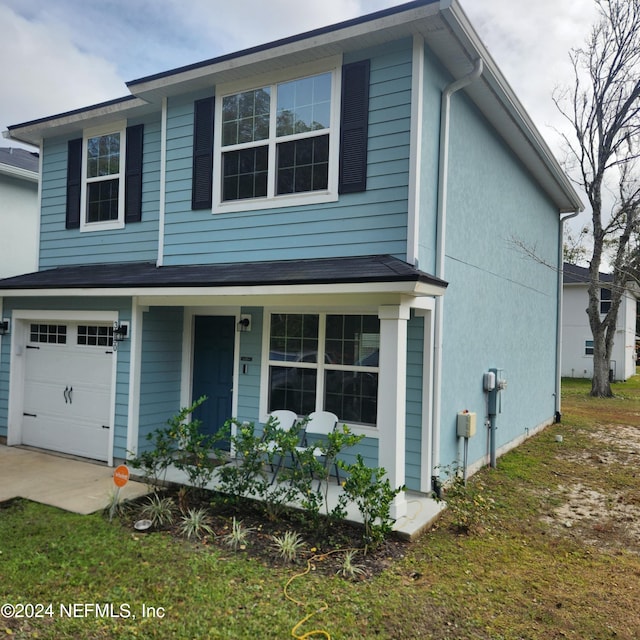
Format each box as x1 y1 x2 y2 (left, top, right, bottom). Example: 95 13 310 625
0 0 599 220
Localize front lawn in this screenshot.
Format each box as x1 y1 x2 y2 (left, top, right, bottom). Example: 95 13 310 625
2 378 640 639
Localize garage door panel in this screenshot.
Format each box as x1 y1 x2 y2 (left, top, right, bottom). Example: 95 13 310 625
21 321 114 462
22 414 109 461
25 347 111 384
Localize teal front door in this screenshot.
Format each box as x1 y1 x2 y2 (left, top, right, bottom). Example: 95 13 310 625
192 316 235 449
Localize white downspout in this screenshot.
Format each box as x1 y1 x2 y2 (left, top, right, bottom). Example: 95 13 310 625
432 58 483 492
555 211 580 421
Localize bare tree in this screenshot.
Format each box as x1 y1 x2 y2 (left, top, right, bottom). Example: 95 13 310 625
554 0 640 396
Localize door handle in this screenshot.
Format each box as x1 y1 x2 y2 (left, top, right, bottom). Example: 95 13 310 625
63 386 69 403
68 386 73 404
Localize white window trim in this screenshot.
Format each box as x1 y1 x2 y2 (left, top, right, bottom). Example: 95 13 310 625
80 121 127 232
259 309 380 437
212 57 342 214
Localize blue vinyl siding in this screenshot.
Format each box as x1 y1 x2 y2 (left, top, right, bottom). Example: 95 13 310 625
405 314 424 491
161 39 413 266
137 307 184 453
38 115 162 269
235 307 263 424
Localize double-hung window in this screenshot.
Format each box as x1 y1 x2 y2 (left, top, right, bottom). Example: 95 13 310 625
213 61 340 212
266 313 380 426
66 121 143 231
80 123 126 231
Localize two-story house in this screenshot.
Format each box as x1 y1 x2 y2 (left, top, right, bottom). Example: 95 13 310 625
0 147 39 279
562 263 638 382
0 0 582 518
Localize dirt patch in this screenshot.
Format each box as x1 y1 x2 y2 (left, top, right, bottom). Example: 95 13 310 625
543 424 640 551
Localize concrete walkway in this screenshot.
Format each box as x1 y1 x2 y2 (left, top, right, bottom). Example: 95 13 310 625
0 445 149 514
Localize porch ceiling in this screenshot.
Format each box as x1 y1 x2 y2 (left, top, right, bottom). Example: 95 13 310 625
0 255 447 299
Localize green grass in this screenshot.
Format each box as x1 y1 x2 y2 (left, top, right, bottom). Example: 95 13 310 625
3 378 640 638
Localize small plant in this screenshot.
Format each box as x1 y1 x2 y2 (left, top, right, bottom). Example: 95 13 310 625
222 517 253 551
437 463 494 534
271 531 305 564
139 493 176 528
336 549 366 580
178 507 214 540
339 455 403 551
105 488 127 522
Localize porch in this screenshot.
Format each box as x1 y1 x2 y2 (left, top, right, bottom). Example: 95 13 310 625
0 444 445 540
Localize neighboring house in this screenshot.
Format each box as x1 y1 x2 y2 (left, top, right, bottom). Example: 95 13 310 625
0 0 582 518
562 263 638 382
0 147 39 278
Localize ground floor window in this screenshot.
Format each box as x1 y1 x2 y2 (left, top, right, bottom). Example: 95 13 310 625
267 313 380 425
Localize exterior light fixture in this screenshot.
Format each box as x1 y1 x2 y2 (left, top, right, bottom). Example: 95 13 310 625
113 321 129 342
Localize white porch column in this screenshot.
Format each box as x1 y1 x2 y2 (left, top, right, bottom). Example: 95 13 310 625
377 304 410 520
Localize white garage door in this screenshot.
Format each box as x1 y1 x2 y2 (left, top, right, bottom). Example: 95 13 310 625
21 322 114 461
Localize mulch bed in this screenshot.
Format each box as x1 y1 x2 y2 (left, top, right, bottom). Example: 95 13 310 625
119 486 409 580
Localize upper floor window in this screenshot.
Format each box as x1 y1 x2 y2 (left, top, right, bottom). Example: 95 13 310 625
66 123 144 232
221 73 332 202
192 59 370 211
86 131 122 224
600 288 611 314
81 124 126 231
212 62 342 213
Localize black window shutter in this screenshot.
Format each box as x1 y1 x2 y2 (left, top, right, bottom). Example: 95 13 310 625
192 97 215 210
339 59 370 194
65 138 82 229
125 124 144 223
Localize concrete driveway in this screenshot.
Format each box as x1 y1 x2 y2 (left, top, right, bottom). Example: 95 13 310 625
0 445 149 514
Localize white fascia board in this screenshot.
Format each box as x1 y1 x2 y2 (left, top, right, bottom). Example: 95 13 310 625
5 98 151 147
0 163 38 183
0 280 446 300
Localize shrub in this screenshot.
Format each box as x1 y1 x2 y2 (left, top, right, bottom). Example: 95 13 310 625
129 396 227 494
436 463 494 534
338 455 403 551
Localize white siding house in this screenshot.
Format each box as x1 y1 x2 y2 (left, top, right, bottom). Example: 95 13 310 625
0 147 39 279
562 263 638 382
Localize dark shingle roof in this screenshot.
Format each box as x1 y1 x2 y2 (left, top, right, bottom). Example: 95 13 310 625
563 262 612 285
0 147 39 173
0 255 447 292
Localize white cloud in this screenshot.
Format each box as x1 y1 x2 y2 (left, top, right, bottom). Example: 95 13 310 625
0 3 126 134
